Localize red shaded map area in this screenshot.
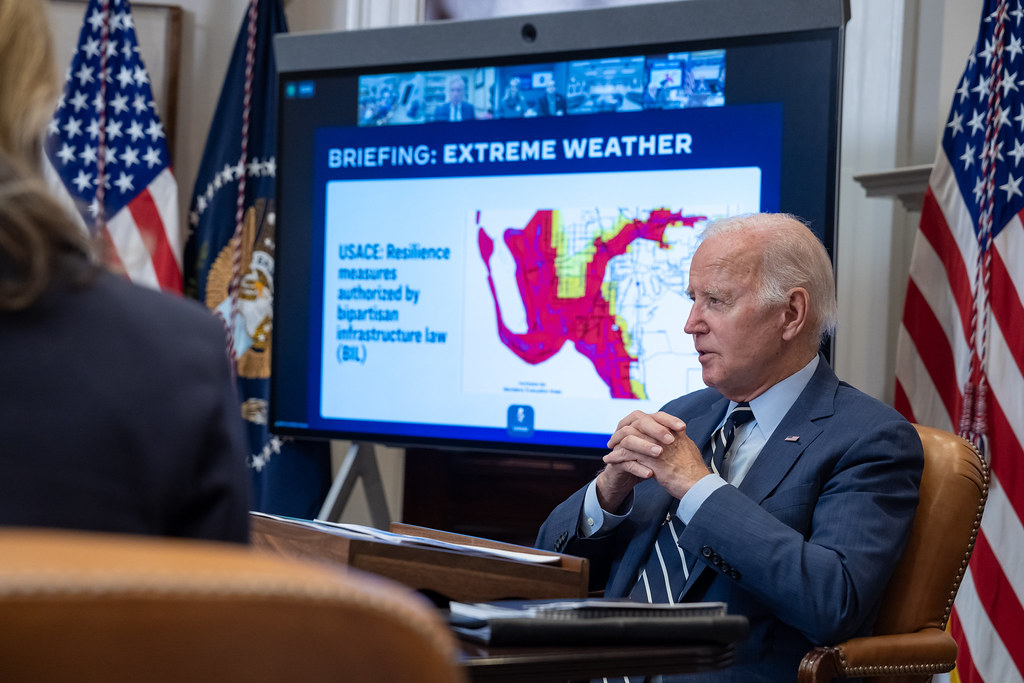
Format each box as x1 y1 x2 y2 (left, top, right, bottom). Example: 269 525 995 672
478 208 704 398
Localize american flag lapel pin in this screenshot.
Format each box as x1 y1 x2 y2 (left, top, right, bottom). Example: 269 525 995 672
785 435 800 442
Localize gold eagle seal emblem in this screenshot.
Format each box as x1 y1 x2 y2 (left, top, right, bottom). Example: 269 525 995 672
205 198 275 381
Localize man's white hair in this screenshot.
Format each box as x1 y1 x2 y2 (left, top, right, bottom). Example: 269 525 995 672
701 213 838 343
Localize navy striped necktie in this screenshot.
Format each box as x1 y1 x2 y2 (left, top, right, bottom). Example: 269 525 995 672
709 402 754 479
629 501 687 603
628 403 755 604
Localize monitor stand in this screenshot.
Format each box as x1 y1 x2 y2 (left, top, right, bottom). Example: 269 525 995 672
316 442 391 529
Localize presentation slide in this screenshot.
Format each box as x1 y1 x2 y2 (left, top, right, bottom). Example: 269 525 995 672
310 104 781 447
322 168 759 432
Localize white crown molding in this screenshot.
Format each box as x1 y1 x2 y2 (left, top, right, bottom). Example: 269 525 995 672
853 164 932 212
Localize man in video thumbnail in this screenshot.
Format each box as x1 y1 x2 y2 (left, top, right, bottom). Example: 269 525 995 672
537 81 567 116
433 74 476 122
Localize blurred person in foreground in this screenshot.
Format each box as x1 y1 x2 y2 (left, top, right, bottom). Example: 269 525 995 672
0 0 249 542
537 213 923 681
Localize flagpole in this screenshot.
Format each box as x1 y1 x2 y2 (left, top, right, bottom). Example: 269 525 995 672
959 0 1009 454
95 0 110 232
221 0 260 376
47 0 183 292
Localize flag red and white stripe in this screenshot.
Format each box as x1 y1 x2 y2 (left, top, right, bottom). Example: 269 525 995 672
894 1 1024 681
46 0 181 293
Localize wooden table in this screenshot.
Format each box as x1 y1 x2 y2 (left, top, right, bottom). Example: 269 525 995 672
250 515 589 602
250 514 744 680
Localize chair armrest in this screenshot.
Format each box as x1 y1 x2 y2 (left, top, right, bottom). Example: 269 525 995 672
798 628 957 682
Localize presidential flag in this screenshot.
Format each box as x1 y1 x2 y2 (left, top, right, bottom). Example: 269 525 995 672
47 0 181 292
183 0 330 518
894 1 1024 680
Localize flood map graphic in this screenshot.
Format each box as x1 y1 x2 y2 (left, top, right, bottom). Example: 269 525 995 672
475 206 706 399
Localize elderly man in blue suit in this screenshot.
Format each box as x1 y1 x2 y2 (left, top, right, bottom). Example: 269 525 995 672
536 213 923 681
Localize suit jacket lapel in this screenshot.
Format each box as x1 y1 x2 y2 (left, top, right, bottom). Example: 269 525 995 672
680 356 838 597
738 357 837 504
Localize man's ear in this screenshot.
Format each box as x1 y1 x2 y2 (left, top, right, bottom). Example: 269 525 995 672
780 287 809 341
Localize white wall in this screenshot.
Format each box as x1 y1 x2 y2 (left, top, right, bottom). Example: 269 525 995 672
834 0 910 403
836 0 980 402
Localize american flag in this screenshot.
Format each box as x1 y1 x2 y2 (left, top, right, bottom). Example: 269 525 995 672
894 1 1024 681
46 0 181 293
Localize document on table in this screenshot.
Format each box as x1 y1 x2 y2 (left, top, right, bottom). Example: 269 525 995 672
250 512 561 564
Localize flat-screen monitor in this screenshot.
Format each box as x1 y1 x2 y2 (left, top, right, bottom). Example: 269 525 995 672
271 0 846 457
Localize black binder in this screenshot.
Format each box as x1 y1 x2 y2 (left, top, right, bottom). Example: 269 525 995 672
447 598 749 646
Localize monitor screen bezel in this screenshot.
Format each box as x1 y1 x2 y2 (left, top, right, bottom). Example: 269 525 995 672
270 0 847 458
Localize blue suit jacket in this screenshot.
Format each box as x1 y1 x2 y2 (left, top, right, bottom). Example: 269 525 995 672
536 358 923 681
433 101 476 122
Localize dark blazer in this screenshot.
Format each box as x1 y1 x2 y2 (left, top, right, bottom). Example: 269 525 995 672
0 259 250 543
536 357 923 681
537 92 567 116
433 101 476 122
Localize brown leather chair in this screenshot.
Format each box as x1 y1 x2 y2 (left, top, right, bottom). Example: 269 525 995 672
798 423 989 682
0 528 467 683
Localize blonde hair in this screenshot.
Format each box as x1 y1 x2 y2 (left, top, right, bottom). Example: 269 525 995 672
0 1 94 310
0 0 60 171
0 153 93 310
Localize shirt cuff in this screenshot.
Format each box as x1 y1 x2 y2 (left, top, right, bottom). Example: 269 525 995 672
677 473 727 524
580 479 632 538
